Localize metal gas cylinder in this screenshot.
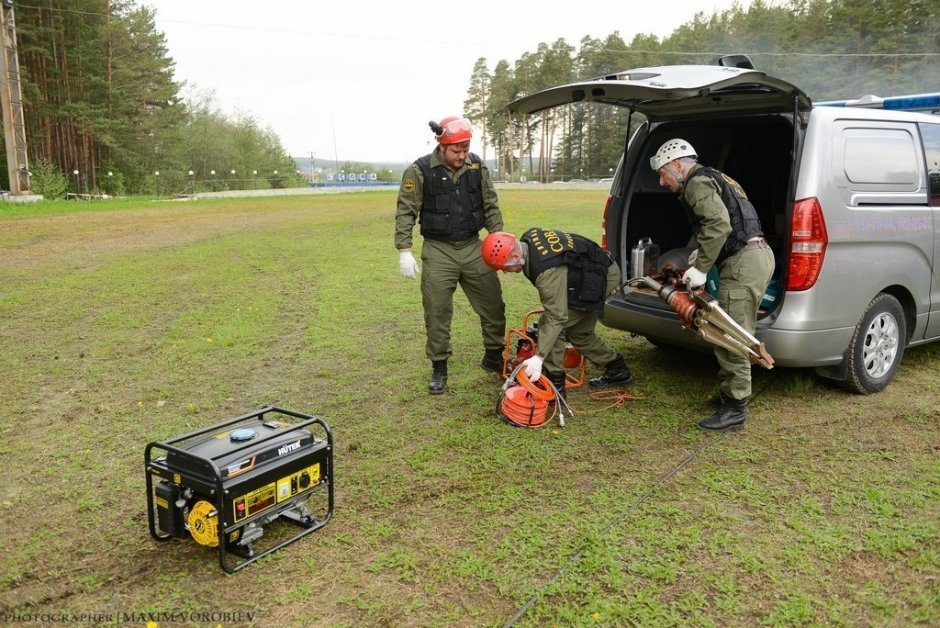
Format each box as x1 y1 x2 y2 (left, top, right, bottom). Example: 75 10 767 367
629 237 660 279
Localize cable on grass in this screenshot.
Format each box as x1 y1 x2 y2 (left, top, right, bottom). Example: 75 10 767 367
503 432 728 626
503 379 778 626
577 388 646 414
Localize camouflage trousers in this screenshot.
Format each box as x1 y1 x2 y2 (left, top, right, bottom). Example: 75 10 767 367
715 245 775 401
421 238 506 362
541 263 620 373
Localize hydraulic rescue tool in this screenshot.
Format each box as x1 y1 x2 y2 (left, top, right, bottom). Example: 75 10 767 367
634 275 775 369
145 406 333 573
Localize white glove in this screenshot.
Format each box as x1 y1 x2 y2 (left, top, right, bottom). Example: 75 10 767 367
682 266 707 289
399 250 420 279
688 248 699 266
521 355 543 382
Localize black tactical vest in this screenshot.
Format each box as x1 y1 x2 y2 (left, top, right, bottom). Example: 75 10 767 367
415 153 486 241
521 227 612 312
684 166 763 263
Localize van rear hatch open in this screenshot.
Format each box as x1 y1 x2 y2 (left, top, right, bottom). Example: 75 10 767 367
508 65 811 119
507 63 809 355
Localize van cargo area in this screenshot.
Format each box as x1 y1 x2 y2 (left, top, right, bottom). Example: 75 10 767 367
617 114 794 318
601 112 796 364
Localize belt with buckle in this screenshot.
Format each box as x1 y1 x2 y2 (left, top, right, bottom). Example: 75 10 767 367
739 237 769 254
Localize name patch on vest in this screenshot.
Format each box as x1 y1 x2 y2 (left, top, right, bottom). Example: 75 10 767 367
527 229 576 256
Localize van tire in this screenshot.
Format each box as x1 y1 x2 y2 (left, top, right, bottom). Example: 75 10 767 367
842 293 906 395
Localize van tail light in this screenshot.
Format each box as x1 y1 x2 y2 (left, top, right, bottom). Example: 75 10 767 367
601 194 612 250
787 197 828 291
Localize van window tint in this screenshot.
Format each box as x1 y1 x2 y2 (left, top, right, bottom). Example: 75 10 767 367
844 128 917 184
921 122 940 206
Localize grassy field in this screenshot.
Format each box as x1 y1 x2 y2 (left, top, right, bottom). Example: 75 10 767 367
0 190 937 627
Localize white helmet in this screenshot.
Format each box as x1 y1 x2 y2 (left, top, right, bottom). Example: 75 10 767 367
650 138 697 171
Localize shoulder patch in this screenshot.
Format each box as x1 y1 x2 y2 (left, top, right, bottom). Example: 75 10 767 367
402 179 416 193
466 162 481 170
719 172 747 197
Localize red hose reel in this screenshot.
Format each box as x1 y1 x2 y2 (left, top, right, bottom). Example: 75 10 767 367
497 369 557 428
496 310 582 428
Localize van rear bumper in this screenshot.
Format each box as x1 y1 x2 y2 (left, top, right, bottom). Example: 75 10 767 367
601 300 852 368
758 327 852 367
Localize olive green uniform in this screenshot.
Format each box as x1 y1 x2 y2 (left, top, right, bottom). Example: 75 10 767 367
395 150 506 361
520 242 620 373
681 164 775 400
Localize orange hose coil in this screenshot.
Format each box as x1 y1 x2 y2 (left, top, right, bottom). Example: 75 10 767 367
500 371 557 428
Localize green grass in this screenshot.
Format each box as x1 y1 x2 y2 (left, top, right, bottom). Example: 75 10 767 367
0 190 938 626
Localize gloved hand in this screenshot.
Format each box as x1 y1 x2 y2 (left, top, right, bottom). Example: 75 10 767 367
682 266 707 289
688 248 699 266
521 355 543 382
399 249 420 279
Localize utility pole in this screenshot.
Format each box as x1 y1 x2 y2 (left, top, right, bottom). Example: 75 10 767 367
0 0 30 195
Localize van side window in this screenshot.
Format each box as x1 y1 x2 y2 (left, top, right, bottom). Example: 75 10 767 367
844 128 917 185
835 122 926 206
921 123 940 206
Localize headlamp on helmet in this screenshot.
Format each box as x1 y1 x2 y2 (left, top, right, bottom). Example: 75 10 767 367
431 116 473 145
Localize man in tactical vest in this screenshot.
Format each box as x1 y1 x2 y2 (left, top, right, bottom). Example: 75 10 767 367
395 116 506 395
651 138 775 431
481 228 633 399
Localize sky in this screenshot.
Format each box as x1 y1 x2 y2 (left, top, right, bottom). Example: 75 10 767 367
145 0 754 166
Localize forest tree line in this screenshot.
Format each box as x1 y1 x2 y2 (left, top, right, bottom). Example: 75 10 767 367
7 0 300 197
1 0 937 196
463 0 939 183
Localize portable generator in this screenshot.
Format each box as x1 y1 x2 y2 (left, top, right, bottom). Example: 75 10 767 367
145 406 333 573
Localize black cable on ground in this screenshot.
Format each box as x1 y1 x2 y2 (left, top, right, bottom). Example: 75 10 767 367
504 432 729 626
504 379 779 626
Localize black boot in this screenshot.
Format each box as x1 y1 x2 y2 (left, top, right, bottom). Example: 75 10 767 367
698 397 747 431
545 369 567 403
481 348 504 374
588 354 633 388
707 390 726 408
428 360 447 395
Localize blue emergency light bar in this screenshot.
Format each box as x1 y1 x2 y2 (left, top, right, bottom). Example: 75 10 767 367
815 93 940 112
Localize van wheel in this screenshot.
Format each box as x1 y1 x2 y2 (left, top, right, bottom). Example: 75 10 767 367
842 293 906 394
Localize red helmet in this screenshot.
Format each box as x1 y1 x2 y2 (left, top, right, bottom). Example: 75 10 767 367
435 116 473 145
481 231 516 270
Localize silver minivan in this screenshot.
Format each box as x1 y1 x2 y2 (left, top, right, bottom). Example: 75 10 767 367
509 61 940 393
